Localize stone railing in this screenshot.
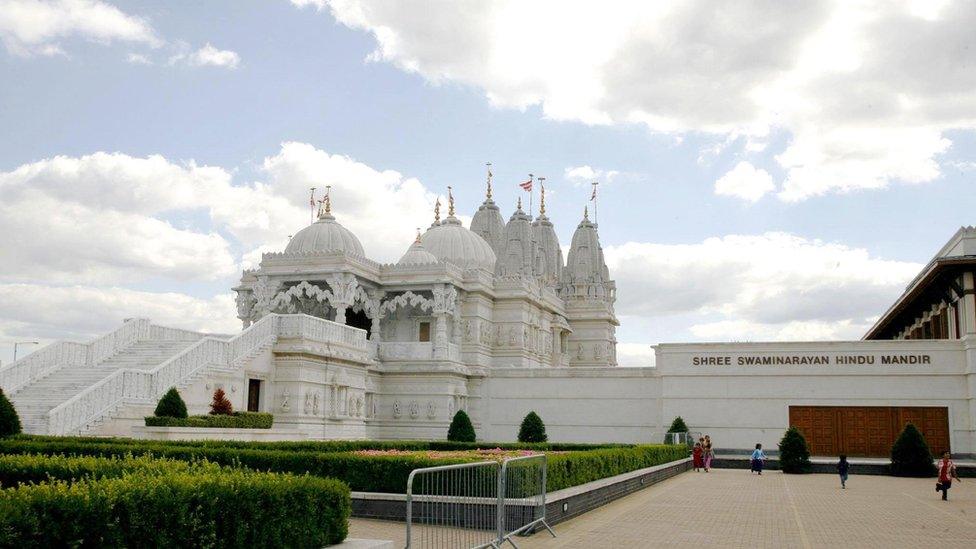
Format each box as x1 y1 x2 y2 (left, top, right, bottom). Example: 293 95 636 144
0 318 153 395
148 324 211 342
377 341 461 362
276 314 370 363
46 315 280 436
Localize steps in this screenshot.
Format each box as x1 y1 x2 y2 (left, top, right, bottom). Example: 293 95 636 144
12 340 196 434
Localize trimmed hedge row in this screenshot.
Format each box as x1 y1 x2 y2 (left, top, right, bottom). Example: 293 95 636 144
0 438 687 494
0 469 349 548
0 453 221 487
14 435 622 453
145 412 274 429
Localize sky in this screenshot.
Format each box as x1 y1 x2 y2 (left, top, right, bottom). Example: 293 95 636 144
0 0 973 366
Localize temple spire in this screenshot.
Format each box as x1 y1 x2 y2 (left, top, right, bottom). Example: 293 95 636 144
485 162 493 200
517 196 523 211
448 186 455 216
434 198 441 224
584 205 589 221
415 227 421 243
539 178 547 216
324 185 331 214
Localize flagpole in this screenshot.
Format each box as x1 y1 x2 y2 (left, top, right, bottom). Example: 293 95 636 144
309 187 316 224
592 181 599 226
528 174 534 216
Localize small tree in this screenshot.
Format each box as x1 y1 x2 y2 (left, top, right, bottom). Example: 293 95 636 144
447 410 476 442
209 388 233 416
778 426 812 473
664 416 689 443
0 388 22 437
517 411 548 443
154 387 188 418
890 423 937 477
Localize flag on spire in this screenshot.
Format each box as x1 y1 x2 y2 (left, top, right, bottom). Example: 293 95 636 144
520 176 533 192
590 181 598 201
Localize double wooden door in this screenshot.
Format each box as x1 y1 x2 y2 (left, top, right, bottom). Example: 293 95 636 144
789 406 949 457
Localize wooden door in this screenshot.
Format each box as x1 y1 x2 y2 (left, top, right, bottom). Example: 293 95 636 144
789 406 949 457
247 379 261 412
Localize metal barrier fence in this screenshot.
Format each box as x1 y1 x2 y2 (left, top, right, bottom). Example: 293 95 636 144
405 455 556 549
406 460 501 549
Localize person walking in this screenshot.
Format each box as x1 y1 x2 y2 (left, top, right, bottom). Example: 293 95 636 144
937 451 960 501
837 455 850 489
692 441 704 472
703 435 714 472
750 443 766 475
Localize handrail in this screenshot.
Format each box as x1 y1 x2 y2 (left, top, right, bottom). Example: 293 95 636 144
44 314 367 435
0 318 153 394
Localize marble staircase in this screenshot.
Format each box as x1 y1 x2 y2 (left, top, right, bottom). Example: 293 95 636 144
12 340 196 435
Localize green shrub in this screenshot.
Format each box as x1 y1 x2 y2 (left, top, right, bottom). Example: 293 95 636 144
890 423 937 477
447 410 476 442
517 411 548 443
778 426 812 474
664 416 688 443
0 453 221 487
0 469 349 547
0 388 21 438
145 412 273 429
154 387 188 419
0 438 686 494
209 388 233 415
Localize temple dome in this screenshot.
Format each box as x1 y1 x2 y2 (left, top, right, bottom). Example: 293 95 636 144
397 237 439 266
420 216 497 271
285 211 365 256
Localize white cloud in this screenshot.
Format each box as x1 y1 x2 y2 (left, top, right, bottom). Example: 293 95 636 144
604 232 920 340
714 161 775 202
313 0 976 201
0 284 238 344
617 342 655 367
185 43 240 69
564 165 620 186
125 52 150 65
0 0 161 56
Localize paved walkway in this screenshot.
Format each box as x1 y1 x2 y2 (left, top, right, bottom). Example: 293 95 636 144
349 469 976 548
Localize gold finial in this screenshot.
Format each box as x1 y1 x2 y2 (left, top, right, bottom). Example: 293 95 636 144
447 186 455 216
415 227 422 243
517 196 523 211
538 176 547 216
486 162 493 200
584 205 589 220
324 185 331 214
434 198 441 223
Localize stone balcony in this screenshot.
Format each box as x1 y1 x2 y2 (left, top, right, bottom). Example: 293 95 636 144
374 341 461 362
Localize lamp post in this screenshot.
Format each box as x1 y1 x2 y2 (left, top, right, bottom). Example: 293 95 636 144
13 341 39 363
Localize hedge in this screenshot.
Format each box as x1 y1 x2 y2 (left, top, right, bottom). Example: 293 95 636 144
0 469 349 548
0 438 688 494
8 435 622 453
0 453 221 487
145 412 274 429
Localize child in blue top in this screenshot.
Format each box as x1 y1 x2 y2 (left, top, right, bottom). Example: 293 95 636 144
750 443 766 475
837 455 850 489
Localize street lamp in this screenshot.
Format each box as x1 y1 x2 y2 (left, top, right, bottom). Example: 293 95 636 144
13 341 39 363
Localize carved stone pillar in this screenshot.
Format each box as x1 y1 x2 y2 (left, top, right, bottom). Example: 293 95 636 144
432 284 457 360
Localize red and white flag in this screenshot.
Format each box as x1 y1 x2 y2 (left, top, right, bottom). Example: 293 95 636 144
590 182 598 201
520 178 533 191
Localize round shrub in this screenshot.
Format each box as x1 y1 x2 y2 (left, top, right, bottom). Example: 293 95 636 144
0 388 21 438
154 388 188 419
447 410 476 442
778 426 811 474
890 423 937 477
517 411 547 443
209 388 233 416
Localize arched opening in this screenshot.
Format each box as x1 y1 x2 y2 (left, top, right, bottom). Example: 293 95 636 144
345 308 371 338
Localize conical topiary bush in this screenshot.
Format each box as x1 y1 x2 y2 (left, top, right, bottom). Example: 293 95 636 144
890 423 937 477
0 388 22 437
778 426 812 473
154 387 188 418
209 388 233 416
447 410 476 442
517 411 548 443
664 416 689 443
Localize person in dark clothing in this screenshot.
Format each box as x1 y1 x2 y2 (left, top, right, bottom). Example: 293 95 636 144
837 455 850 489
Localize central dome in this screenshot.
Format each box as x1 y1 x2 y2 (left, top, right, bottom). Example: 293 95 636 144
420 216 496 271
285 211 365 256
